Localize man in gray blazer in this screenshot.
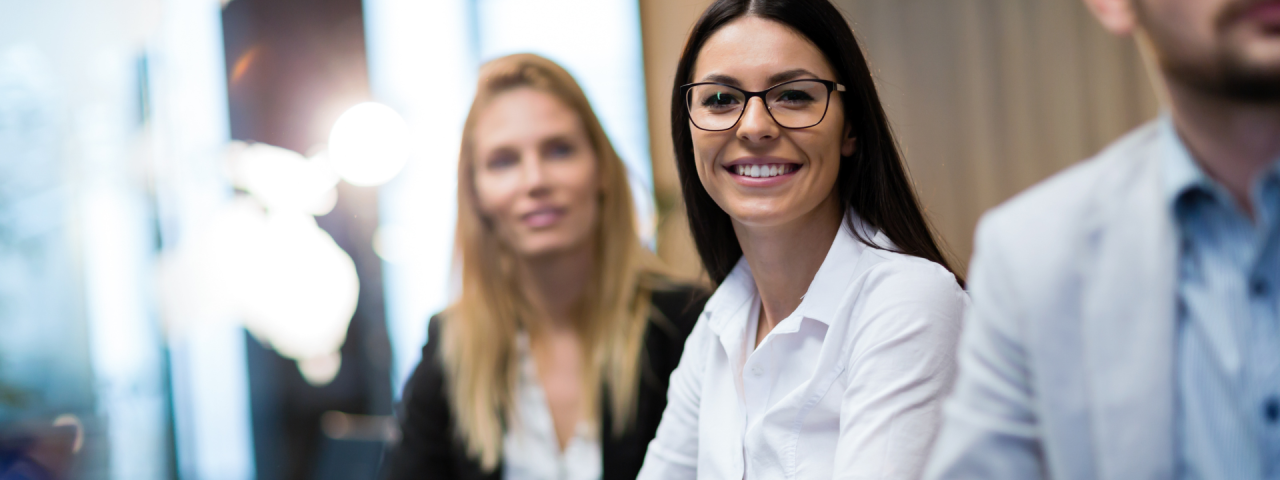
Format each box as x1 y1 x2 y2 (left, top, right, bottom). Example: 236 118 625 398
926 0 1280 478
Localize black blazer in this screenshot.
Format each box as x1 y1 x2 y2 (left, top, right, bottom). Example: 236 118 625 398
380 286 708 480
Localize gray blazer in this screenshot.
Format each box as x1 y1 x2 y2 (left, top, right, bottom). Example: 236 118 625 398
926 119 1179 480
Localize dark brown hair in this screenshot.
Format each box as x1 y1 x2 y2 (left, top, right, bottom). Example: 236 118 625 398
673 0 962 286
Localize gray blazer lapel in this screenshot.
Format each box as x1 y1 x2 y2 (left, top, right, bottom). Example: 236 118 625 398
1079 135 1178 480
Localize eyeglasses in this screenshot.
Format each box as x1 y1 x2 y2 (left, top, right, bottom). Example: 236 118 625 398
681 79 846 131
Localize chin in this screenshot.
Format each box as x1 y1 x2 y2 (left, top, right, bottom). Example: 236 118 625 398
725 204 802 228
514 236 581 259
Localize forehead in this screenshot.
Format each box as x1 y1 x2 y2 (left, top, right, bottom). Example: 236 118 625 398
474 88 582 149
692 16 836 86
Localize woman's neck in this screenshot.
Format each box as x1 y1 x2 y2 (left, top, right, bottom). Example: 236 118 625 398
734 193 843 345
516 241 595 332
514 240 595 451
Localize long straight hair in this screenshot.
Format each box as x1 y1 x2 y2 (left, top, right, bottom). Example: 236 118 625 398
673 0 962 285
445 53 662 471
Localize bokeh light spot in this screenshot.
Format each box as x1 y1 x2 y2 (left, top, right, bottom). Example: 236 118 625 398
327 102 411 187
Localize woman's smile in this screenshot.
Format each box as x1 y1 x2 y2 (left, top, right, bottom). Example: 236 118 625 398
723 157 802 187
520 205 568 229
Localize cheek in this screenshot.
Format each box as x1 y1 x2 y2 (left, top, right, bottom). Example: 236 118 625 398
791 125 846 196
473 171 517 220
690 131 725 185
558 156 600 201
795 123 846 164
558 159 602 237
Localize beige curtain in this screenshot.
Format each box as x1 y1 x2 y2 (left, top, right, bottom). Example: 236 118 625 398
837 0 1159 271
641 0 1160 278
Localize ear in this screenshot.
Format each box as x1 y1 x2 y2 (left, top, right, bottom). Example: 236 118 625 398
1082 0 1137 35
841 123 857 157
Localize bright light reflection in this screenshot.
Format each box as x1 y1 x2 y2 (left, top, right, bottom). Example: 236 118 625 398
159 141 360 387
328 102 411 186
159 199 360 367
229 142 339 216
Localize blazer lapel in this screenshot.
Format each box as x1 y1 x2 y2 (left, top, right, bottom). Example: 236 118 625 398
1079 135 1178 480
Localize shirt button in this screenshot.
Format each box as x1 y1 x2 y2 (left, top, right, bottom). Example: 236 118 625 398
1265 397 1279 425
1250 277 1269 297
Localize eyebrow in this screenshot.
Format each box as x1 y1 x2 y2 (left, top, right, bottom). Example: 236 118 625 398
698 68 821 88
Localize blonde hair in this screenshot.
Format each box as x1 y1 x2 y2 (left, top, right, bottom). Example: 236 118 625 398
443 53 662 471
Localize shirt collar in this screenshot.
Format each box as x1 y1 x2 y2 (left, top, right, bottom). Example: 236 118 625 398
1162 115 1208 209
1160 113 1280 219
702 213 880 334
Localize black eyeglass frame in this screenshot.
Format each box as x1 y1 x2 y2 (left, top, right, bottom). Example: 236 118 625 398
680 79 847 132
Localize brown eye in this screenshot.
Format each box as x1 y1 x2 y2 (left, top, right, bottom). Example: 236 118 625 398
699 90 741 112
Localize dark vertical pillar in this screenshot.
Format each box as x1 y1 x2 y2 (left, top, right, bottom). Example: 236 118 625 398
220 0 393 478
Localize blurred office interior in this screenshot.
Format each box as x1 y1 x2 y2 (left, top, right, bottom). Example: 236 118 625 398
0 0 1156 478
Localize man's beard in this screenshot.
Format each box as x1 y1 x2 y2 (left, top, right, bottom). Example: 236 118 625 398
1138 0 1280 103
1162 49 1280 103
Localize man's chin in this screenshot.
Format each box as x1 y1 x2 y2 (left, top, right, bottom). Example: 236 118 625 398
1165 55 1280 102
1218 66 1280 101
1211 36 1280 101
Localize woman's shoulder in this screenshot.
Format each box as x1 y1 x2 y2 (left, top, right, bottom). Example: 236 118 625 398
647 281 712 337
407 314 449 394
399 313 456 413
859 248 965 301
846 249 968 341
422 313 447 360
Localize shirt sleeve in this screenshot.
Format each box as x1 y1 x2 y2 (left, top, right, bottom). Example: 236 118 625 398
924 218 1044 480
834 260 967 480
636 314 710 480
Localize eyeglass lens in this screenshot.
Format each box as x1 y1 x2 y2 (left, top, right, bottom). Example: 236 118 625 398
686 80 831 130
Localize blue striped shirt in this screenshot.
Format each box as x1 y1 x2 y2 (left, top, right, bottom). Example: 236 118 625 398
1162 117 1280 479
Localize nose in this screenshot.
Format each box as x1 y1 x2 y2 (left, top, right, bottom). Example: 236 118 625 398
736 96 779 143
523 152 551 198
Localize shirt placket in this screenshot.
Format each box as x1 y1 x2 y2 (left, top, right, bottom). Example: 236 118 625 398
1250 178 1280 478
741 337 769 478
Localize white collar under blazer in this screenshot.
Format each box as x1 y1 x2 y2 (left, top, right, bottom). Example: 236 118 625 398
638 215 968 480
926 118 1182 480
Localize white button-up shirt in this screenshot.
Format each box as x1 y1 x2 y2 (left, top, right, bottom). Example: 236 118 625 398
504 334 602 480
638 217 967 479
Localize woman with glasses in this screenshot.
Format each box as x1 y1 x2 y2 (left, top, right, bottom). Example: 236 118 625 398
380 54 707 480
637 0 967 478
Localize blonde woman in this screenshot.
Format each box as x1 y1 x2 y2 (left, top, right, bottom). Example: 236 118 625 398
380 54 707 480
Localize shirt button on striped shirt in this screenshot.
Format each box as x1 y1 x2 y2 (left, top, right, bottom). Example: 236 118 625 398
1250 277 1268 298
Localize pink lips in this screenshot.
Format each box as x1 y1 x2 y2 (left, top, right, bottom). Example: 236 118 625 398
521 207 566 228
1240 0 1280 27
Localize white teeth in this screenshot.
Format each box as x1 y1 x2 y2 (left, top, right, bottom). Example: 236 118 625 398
733 164 792 178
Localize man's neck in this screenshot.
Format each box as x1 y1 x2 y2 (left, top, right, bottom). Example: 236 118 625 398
1167 80 1280 217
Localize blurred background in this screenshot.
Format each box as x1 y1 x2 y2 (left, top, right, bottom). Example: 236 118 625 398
0 0 1157 478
